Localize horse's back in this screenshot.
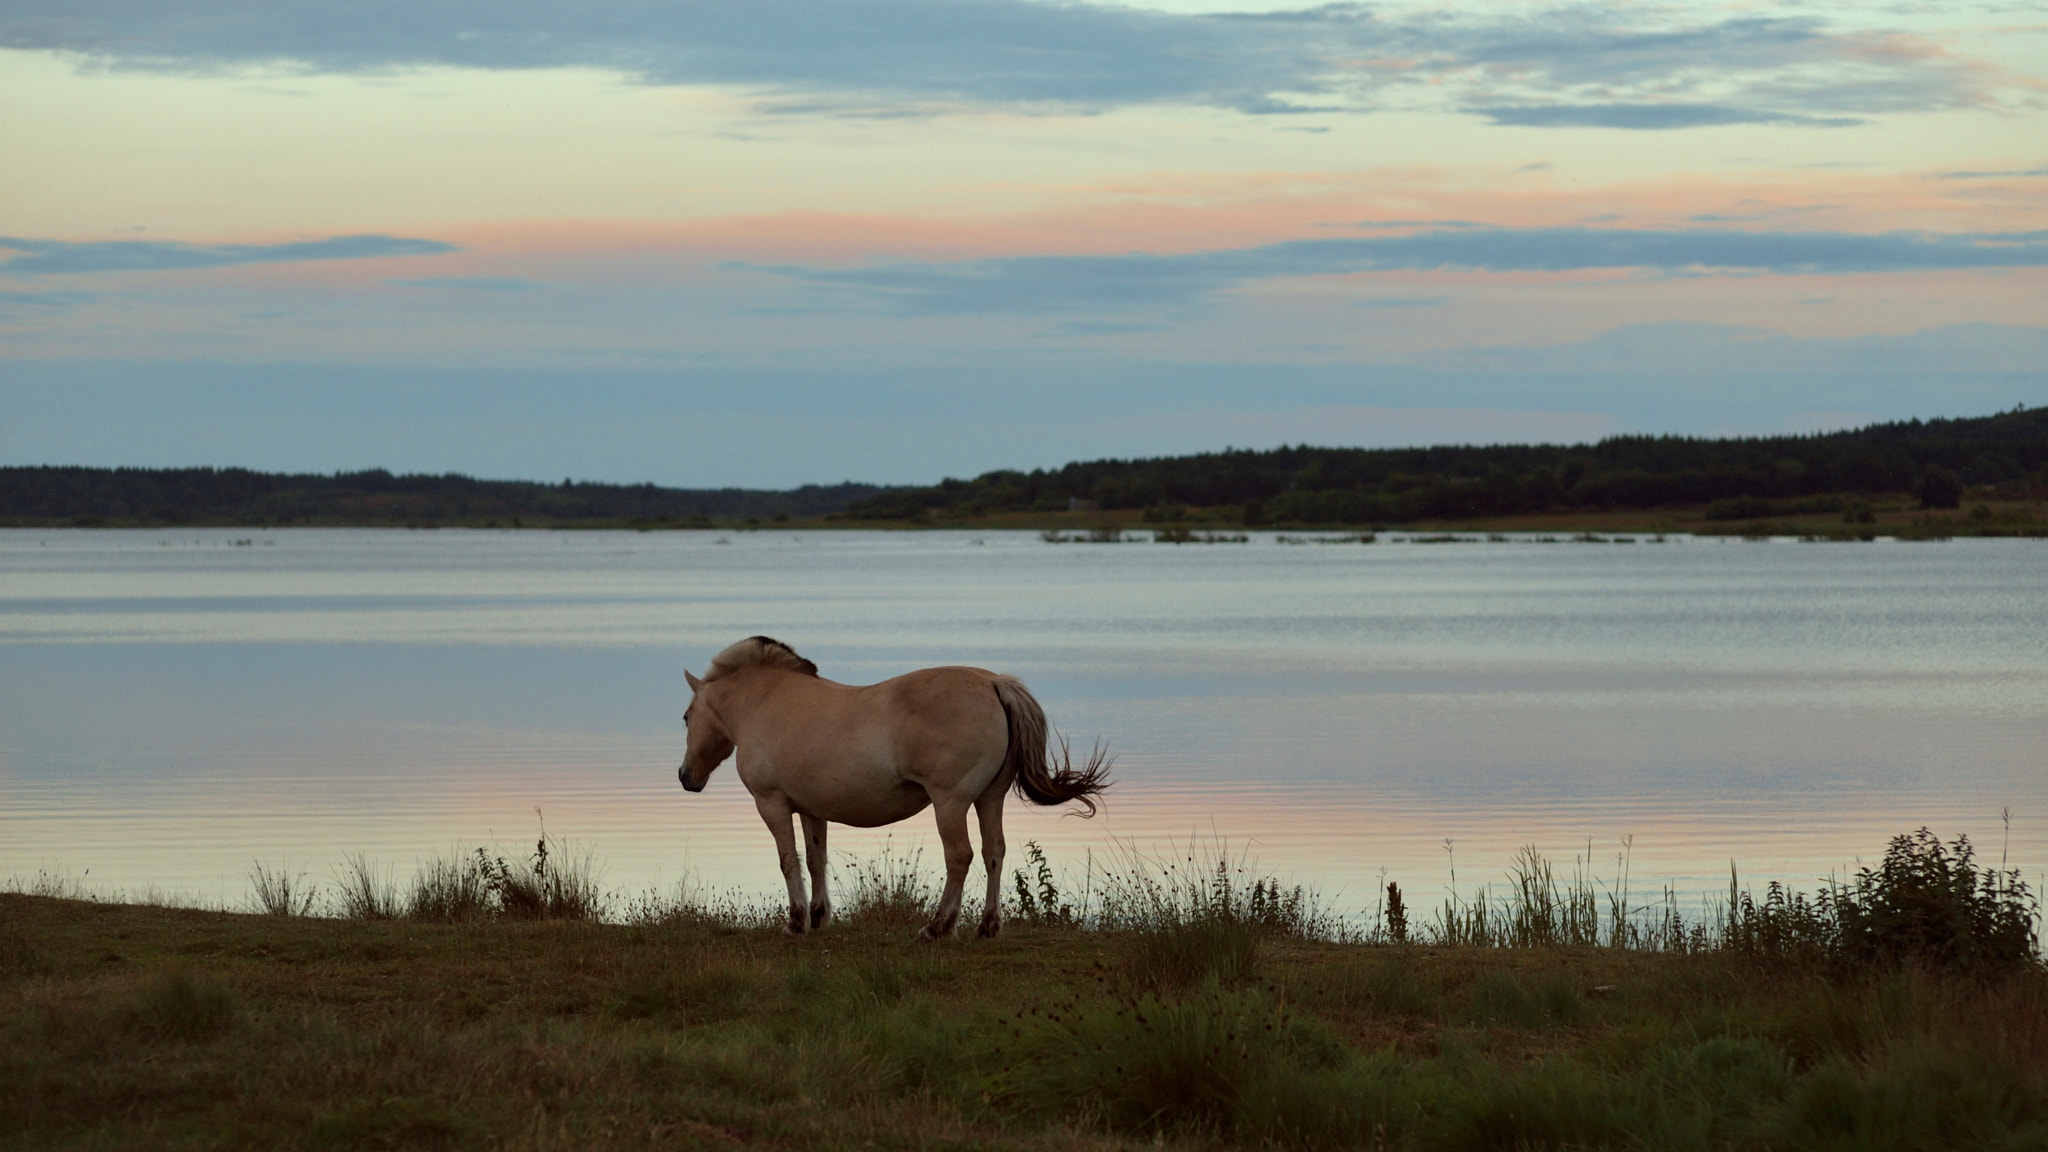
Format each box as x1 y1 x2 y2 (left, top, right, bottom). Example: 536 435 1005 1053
743 665 1009 823
865 665 1007 770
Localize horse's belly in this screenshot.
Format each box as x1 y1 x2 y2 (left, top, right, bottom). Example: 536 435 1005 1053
819 782 932 828
752 756 933 828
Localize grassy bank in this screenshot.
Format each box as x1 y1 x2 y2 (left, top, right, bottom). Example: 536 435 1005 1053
3 834 2041 1150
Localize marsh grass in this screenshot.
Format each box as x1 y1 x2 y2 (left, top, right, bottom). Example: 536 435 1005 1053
1416 830 2044 972
1074 841 1347 991
836 837 936 928
1086 839 1342 940
404 849 494 922
317 819 610 923
246 860 318 917
331 851 401 920
476 828 609 921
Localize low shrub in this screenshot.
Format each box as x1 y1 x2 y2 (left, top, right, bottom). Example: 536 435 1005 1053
1727 828 2040 973
1835 828 2038 970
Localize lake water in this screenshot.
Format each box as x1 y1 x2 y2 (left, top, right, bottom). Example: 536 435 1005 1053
3 527 2043 921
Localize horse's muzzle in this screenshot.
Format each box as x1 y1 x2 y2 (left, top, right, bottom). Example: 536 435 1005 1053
679 764 705 793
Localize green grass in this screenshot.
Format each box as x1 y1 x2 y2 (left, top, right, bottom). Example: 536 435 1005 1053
4 892 2043 1151
3 829 2042 1150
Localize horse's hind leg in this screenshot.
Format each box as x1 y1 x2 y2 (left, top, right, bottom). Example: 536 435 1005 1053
754 795 808 935
800 812 831 930
919 799 974 942
973 779 1008 939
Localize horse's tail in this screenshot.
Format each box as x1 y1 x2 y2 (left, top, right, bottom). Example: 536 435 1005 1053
992 675 1111 817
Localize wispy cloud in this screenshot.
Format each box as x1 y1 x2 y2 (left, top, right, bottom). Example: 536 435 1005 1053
0 288 96 310
388 277 537 292
1472 104 1860 130
1354 296 1453 309
1935 165 2048 180
0 0 2005 127
0 234 457 275
738 227 2048 314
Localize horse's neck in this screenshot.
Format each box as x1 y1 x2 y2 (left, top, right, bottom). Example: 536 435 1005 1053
712 668 797 741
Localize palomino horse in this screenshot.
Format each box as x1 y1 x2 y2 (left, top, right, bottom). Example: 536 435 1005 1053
678 636 1110 940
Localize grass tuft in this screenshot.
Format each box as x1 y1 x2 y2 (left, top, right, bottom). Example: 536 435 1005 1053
404 850 493 922
835 837 934 928
246 860 317 916
331 851 400 920
476 830 608 922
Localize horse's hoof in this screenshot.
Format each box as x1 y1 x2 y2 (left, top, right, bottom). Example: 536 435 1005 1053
809 905 830 930
786 911 807 936
976 916 1001 939
916 923 948 943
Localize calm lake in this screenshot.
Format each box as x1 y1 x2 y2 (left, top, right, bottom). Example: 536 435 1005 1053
3 527 2043 918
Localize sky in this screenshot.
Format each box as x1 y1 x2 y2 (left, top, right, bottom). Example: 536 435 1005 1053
3 0 2046 487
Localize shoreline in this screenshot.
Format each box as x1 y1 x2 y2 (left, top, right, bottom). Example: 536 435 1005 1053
6 491 2045 537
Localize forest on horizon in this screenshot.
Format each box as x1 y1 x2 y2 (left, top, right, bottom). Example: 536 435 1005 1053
3 407 2044 528
842 407 2048 525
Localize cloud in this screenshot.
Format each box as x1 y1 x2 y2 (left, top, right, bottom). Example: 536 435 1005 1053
1471 104 1860 129
1935 165 2048 180
0 0 2001 125
738 227 2048 314
388 277 537 292
0 234 457 275
1353 296 1452 309
0 289 96 310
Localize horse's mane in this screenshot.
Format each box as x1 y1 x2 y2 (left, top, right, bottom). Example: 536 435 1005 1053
703 635 819 682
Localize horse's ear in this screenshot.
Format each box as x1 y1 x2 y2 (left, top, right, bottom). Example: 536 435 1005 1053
685 670 703 692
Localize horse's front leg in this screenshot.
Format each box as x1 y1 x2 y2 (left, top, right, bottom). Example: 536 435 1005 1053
800 812 831 930
754 795 809 935
919 799 974 942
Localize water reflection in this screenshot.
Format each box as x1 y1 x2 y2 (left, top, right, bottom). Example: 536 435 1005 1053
2 528 2042 914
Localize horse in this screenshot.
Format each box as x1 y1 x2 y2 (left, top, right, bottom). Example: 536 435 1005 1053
677 636 1110 940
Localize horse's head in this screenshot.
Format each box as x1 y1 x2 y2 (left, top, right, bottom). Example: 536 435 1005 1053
678 670 735 793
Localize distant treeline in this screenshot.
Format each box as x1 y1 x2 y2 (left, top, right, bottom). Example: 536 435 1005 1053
842 408 2048 524
9 408 2045 529
0 467 893 527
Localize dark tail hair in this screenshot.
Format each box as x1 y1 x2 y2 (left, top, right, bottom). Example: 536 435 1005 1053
992 676 1112 817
